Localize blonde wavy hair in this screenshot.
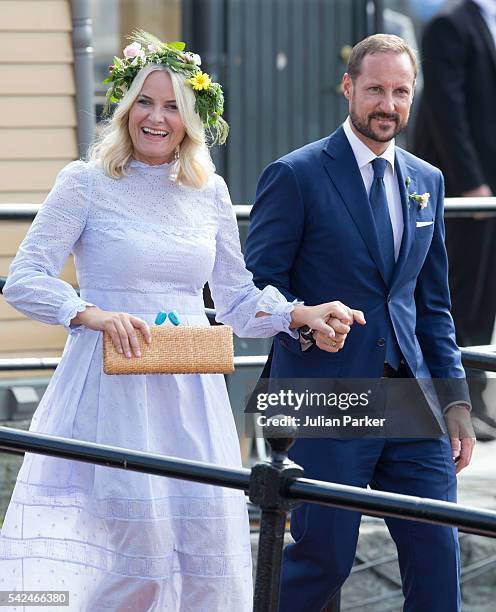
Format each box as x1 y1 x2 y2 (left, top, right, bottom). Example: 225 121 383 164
89 64 215 188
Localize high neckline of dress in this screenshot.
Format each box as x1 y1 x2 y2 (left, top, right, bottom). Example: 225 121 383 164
129 158 174 173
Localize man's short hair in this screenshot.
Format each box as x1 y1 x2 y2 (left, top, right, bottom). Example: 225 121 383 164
347 34 418 82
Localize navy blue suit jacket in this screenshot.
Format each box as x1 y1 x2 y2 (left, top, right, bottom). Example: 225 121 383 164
245 126 469 412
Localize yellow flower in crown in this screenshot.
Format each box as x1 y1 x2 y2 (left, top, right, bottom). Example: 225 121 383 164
188 71 212 91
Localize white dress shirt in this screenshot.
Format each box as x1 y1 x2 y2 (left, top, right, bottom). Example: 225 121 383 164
343 117 404 261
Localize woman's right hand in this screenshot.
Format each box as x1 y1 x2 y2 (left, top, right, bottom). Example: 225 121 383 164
71 306 152 358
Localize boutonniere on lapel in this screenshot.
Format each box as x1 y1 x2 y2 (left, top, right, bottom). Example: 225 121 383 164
405 176 430 210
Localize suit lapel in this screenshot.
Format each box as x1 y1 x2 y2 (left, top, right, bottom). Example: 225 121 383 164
321 127 388 285
391 150 416 286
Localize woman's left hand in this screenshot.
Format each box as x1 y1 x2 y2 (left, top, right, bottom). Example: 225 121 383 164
290 302 366 352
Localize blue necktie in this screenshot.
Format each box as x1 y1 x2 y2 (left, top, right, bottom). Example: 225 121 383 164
370 157 395 284
369 157 401 369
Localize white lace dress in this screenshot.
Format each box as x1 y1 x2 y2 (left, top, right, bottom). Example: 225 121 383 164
0 159 298 611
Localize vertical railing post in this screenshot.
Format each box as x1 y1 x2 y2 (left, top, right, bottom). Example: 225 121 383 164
70 0 96 158
249 418 303 612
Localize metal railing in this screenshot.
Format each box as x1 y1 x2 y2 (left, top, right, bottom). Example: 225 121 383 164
1 199 496 223
0 347 494 374
1 422 496 612
0 344 496 611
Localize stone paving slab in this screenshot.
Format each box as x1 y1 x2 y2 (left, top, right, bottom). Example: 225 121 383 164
250 441 496 612
458 439 496 510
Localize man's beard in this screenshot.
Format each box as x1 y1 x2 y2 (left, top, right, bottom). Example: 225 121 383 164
350 109 406 143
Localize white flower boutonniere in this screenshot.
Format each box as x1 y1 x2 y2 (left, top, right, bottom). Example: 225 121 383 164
405 177 430 210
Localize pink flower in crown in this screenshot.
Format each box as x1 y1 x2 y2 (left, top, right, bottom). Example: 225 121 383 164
147 43 161 53
181 52 202 66
418 193 430 209
123 42 144 59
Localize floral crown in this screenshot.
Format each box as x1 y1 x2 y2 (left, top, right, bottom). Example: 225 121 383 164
103 30 229 146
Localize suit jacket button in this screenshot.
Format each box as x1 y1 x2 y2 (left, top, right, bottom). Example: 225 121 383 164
377 338 385 347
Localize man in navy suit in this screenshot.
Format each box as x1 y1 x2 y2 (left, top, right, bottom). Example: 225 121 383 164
245 34 475 611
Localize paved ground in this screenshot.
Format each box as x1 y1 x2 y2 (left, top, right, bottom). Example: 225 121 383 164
458 439 496 510
251 440 496 612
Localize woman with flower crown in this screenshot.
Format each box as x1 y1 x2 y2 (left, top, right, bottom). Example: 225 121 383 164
0 32 361 610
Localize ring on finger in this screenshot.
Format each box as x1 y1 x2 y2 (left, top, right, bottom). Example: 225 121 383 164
331 340 337 348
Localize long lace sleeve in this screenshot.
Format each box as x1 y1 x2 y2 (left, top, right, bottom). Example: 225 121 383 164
209 176 299 338
2 161 93 334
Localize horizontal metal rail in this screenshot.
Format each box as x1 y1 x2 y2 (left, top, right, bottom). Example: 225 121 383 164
0 356 267 372
2 199 496 222
286 477 496 538
1 425 496 539
457 347 496 371
0 426 251 491
0 348 494 372
0 357 61 371
0 205 40 220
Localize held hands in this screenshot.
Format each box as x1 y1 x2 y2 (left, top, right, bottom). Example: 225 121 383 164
71 306 152 358
291 302 366 353
75 301 364 357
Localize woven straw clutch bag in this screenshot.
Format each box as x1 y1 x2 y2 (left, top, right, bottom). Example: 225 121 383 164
103 325 234 375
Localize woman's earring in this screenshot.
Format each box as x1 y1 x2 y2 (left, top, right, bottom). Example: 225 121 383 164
174 146 180 162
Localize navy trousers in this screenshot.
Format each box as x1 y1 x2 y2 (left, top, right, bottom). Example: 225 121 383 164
279 437 460 612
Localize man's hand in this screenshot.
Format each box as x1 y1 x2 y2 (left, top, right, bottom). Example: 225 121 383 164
290 301 366 354
445 404 476 474
313 318 351 353
461 184 492 198
461 185 493 219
